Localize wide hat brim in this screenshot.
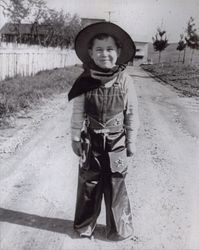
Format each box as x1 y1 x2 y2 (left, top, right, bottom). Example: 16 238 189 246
75 22 136 65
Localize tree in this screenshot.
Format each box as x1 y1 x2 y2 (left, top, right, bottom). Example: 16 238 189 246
63 14 82 48
1 0 48 23
0 0 48 43
1 0 82 47
0 0 8 13
0 0 30 42
185 17 199 64
26 0 49 45
26 0 48 23
41 9 82 48
1 0 27 22
176 34 186 63
152 28 169 63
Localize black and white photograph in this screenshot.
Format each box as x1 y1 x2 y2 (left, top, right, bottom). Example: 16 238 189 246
0 0 199 249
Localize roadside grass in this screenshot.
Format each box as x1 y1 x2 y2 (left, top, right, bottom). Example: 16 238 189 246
0 64 83 127
141 62 199 97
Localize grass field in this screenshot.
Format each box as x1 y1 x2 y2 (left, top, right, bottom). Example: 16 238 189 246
0 65 83 127
141 43 199 97
148 43 199 66
142 62 199 97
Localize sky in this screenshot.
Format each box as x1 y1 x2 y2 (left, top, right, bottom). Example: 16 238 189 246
0 0 199 42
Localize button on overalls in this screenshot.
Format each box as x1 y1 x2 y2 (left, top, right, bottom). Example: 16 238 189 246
74 78 133 240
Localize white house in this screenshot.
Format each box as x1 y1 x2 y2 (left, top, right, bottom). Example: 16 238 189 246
133 41 149 66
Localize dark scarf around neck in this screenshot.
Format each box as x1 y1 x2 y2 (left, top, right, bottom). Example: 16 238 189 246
68 64 126 101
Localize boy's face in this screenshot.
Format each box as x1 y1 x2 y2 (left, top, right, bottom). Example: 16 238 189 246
89 36 121 69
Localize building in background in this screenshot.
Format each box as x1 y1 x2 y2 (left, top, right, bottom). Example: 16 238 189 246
133 41 149 66
81 18 106 28
0 18 105 45
0 22 49 44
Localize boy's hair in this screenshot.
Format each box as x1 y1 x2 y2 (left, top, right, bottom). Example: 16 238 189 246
88 33 122 49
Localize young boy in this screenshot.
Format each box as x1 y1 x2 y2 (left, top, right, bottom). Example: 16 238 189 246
68 22 139 241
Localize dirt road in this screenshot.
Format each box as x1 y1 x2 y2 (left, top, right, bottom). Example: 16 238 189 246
0 66 199 250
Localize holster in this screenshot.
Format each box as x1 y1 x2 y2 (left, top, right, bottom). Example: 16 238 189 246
108 149 128 176
79 130 91 170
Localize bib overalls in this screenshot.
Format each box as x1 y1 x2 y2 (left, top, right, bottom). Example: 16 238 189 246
74 78 133 240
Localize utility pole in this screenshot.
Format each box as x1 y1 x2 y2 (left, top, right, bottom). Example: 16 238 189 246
105 11 115 22
160 18 164 29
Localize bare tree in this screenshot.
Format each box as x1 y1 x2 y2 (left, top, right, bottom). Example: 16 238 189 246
41 9 82 48
64 14 82 48
152 28 169 63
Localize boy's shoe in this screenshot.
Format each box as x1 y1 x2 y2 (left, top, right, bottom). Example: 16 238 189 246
80 232 95 241
120 235 134 242
107 233 134 242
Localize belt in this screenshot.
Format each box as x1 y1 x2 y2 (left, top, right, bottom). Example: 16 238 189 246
87 112 124 134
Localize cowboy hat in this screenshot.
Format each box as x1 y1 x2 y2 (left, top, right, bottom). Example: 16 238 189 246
75 22 136 65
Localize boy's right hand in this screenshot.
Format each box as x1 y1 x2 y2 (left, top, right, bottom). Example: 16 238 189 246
72 140 82 156
126 142 136 157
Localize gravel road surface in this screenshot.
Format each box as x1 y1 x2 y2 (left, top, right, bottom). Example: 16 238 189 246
0 66 199 250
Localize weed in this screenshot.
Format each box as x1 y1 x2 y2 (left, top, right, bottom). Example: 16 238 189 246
141 62 199 97
0 65 83 124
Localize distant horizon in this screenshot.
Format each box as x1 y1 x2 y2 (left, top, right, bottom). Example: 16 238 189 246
0 21 197 44
0 21 185 44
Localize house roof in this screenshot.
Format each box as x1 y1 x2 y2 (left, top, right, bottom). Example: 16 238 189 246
81 18 106 28
0 23 50 35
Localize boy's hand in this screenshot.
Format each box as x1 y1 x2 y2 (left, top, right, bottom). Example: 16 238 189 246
72 140 82 156
126 143 136 157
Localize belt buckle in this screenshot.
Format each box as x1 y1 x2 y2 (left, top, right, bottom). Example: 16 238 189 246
94 128 110 134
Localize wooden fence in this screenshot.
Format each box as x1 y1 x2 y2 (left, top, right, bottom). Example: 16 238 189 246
0 43 81 81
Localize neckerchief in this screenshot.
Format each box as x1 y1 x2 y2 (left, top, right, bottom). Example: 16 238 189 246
68 64 126 101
